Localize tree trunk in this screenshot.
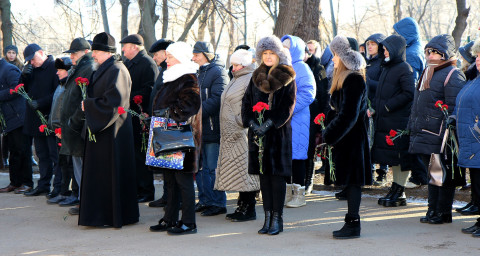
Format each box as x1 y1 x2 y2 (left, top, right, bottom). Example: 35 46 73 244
394 0 402 23
184 0 199 30
0 0 13 53
208 8 216 49
228 0 235 61
138 0 158 51
161 0 168 38
99 0 110 34
120 0 130 40
273 0 303 37
177 0 211 41
197 2 211 41
451 0 470 50
293 0 320 41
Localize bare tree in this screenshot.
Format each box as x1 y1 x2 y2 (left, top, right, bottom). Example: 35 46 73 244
0 0 12 53
177 0 212 41
273 0 303 37
293 0 320 41
394 0 402 23
451 0 470 49
161 0 168 38
99 0 110 33
138 0 158 50
120 0 130 40
273 0 320 41
259 0 278 23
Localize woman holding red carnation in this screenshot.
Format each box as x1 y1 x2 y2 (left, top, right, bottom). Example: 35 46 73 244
322 35 370 239
408 34 466 224
241 35 296 235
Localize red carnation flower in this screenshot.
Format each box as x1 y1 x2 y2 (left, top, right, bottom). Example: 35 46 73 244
442 104 448 111
389 129 397 137
385 135 394 146
252 102 269 113
118 107 126 115
58 143 62 147
75 77 82 84
10 89 15 94
39 124 47 133
81 78 89 85
55 128 62 135
435 100 443 108
133 95 143 105
14 84 23 93
314 113 326 125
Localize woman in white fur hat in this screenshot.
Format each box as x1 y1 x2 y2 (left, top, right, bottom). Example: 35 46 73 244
149 42 202 235
214 49 260 222
322 35 371 239
241 35 296 235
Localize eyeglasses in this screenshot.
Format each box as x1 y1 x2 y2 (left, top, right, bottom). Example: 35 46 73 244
425 48 443 56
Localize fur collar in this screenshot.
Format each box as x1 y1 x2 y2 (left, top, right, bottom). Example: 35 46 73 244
252 64 295 94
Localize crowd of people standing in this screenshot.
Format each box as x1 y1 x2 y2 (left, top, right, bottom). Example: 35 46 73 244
1 15 480 239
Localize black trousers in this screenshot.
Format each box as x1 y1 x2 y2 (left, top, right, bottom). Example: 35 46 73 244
290 159 306 186
7 127 33 187
58 154 78 196
260 174 286 213
163 171 195 224
133 120 154 198
33 135 59 191
346 185 362 218
471 168 480 208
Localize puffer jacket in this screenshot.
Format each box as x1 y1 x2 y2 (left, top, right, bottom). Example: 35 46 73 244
394 17 426 85
365 33 387 105
455 77 480 168
408 35 466 155
197 55 228 144
281 35 316 160
0 58 24 133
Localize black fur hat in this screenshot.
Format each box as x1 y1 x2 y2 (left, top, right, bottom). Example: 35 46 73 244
55 57 73 70
149 39 174 53
92 32 116 53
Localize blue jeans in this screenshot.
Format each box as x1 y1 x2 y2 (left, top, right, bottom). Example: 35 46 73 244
196 143 226 207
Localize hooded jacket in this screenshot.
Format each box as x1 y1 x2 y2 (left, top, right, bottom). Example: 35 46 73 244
321 46 334 80
281 35 316 160
0 58 25 133
371 35 414 167
197 55 228 144
365 33 387 104
394 17 426 85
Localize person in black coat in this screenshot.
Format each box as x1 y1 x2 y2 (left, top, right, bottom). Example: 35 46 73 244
21 44 60 196
365 33 389 185
0 58 33 193
242 35 296 235
304 47 329 193
371 35 415 207
121 34 159 203
323 35 370 239
78 32 139 228
408 34 466 224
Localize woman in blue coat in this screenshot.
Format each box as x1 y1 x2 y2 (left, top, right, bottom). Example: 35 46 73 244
280 35 315 208
456 40 480 237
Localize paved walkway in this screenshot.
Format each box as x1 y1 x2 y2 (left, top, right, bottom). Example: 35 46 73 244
0 174 478 255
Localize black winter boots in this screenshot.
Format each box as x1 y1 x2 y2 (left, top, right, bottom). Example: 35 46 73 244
379 182 407 207
333 214 361 239
258 211 283 235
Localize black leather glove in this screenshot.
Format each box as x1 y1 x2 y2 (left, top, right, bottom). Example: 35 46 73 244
22 64 33 79
28 100 39 110
254 119 273 137
446 116 456 129
249 120 259 132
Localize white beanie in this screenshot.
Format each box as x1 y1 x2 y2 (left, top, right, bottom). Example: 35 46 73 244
230 49 252 66
166 42 193 64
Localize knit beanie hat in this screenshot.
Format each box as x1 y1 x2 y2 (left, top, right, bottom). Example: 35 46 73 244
166 42 193 64
4 45 18 56
230 49 252 66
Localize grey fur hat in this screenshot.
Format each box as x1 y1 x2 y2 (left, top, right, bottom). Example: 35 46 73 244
329 35 366 71
255 35 292 66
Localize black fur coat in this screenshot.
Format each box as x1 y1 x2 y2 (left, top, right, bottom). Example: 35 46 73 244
241 64 296 177
323 72 372 186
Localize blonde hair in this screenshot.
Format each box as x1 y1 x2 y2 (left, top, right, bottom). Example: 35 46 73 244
329 56 365 94
261 51 280 75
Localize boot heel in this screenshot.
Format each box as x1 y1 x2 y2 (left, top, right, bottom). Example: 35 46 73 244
258 211 272 234
268 212 283 235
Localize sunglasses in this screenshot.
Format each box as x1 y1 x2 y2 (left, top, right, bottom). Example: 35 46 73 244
425 48 444 56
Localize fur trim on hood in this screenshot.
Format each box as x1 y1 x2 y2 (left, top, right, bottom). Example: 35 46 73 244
252 63 296 94
255 35 292 66
329 35 366 71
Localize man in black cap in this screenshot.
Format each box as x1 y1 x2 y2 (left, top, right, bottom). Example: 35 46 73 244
57 38 94 214
21 44 60 197
120 33 159 203
192 41 228 216
78 32 139 228
147 38 174 208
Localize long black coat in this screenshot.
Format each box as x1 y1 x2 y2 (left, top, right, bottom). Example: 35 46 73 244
0 58 24 133
323 72 372 186
371 35 414 167
22 55 59 136
241 64 296 177
152 73 202 173
79 56 139 228
149 61 166 112
60 53 94 157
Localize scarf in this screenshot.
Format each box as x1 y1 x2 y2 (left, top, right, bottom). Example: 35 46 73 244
418 59 457 91
163 62 199 83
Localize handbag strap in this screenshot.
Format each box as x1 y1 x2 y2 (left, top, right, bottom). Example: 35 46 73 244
440 128 449 153
444 68 457 87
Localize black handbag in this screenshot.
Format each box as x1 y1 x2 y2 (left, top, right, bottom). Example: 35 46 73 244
151 109 195 157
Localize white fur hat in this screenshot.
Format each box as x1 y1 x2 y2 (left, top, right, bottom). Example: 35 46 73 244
230 49 252 66
329 35 366 71
166 41 193 64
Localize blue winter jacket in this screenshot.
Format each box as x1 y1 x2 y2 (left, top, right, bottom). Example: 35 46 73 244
321 46 334 80
0 58 25 133
455 77 480 168
394 17 426 86
281 35 316 160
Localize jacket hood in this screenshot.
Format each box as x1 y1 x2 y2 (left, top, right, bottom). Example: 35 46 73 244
379 34 406 65
393 17 421 46
281 35 306 64
233 63 255 78
255 35 292 66
200 54 225 71
320 46 333 66
459 41 475 64
425 34 456 60
365 33 387 60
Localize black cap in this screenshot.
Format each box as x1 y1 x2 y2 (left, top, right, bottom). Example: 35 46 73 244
120 34 144 46
23 43 42 62
64 38 91 53
149 39 174 53
92 32 116 53
234 44 250 51
55 57 73 70
193 41 213 53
